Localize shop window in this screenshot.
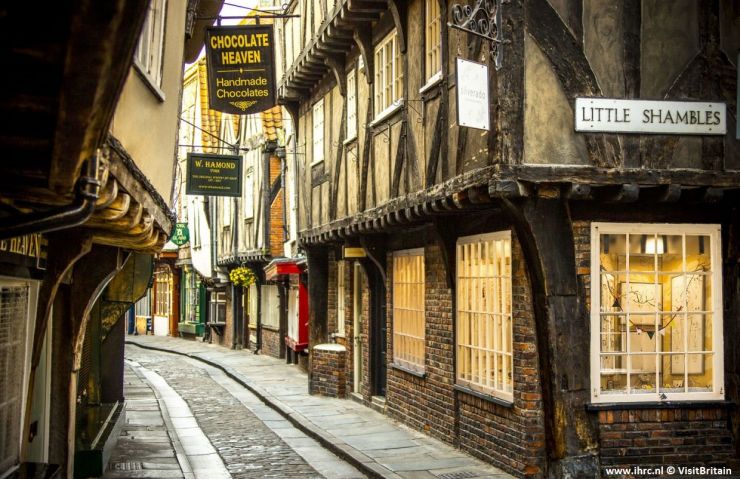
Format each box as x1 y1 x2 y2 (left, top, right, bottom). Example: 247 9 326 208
0 281 34 473
154 268 172 317
312 98 324 165
134 0 167 92
374 30 403 117
393 249 425 372
425 0 442 82
456 232 512 401
591 223 723 402
336 261 346 336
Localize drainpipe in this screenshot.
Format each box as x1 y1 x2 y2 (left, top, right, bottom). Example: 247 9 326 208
0 154 104 239
262 145 271 252
231 282 238 349
255 278 263 354
276 146 287 243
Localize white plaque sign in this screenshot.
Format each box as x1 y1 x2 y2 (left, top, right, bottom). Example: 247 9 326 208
456 58 489 131
575 98 726 135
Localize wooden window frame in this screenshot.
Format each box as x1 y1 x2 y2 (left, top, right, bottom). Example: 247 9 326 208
392 248 426 373
590 222 724 403
134 0 167 99
456 231 513 402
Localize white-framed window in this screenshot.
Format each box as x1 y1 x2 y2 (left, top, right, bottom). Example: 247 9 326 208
336 261 346 336
456 231 512 401
134 0 167 92
393 249 425 372
374 30 403 117
590 223 723 403
346 69 357 141
425 0 442 82
312 98 325 165
261 284 280 328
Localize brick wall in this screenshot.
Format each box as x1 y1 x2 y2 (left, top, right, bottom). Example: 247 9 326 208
269 156 284 258
261 326 281 358
597 407 736 471
309 344 347 397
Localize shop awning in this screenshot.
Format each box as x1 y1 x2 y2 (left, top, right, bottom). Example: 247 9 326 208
264 258 306 280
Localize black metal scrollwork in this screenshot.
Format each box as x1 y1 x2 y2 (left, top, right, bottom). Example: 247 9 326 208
449 0 504 69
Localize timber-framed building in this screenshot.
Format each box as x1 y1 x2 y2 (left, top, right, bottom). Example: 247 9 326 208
276 0 740 476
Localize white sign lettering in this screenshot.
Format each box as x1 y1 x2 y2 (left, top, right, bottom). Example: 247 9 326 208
575 98 726 135
456 58 489 131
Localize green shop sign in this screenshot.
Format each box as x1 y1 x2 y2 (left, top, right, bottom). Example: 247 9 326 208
186 152 242 197
171 223 190 246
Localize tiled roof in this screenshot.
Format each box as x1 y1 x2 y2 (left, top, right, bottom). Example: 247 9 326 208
260 106 283 142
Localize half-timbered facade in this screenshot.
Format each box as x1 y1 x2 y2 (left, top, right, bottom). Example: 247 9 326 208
277 0 740 476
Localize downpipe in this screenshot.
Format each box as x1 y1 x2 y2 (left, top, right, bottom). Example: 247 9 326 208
0 153 105 239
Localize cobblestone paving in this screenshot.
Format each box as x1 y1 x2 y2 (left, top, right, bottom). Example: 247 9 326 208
127 347 323 479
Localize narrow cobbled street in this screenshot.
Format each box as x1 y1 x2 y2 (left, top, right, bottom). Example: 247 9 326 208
105 346 364 479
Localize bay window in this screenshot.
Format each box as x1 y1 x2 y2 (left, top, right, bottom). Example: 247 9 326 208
456 232 513 401
590 223 723 402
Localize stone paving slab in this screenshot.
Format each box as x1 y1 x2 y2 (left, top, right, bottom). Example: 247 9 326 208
127 335 514 479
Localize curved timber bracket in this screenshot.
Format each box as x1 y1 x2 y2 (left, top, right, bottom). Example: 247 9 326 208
387 0 408 54
359 235 387 283
499 196 599 477
325 55 347 97
353 29 374 83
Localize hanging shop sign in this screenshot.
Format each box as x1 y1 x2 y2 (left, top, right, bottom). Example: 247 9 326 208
170 223 190 246
186 152 242 197
0 234 48 271
456 58 490 131
575 98 726 135
205 25 276 115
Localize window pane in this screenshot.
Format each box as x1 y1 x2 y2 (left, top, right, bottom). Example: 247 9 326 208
630 354 657 393
601 355 627 394
660 354 686 393
393 252 425 370
687 354 712 392
686 235 711 271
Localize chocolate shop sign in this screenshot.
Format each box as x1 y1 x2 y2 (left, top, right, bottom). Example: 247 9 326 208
205 25 276 115
575 98 726 135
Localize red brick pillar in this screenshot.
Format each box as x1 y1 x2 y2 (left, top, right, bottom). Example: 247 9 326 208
309 344 346 397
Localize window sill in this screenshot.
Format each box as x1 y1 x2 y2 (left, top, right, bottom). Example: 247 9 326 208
419 71 443 94
391 362 426 378
133 61 166 102
310 159 324 167
370 100 404 127
454 384 514 408
343 135 357 146
585 400 735 411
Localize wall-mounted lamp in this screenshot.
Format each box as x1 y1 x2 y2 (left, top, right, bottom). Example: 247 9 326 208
643 235 666 255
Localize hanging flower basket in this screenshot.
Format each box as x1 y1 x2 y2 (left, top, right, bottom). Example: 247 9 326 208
229 266 256 287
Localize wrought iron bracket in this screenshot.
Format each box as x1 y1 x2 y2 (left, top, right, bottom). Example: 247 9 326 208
448 0 506 69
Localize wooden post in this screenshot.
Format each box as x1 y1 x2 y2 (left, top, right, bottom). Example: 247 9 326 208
306 246 329 347
501 197 599 477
